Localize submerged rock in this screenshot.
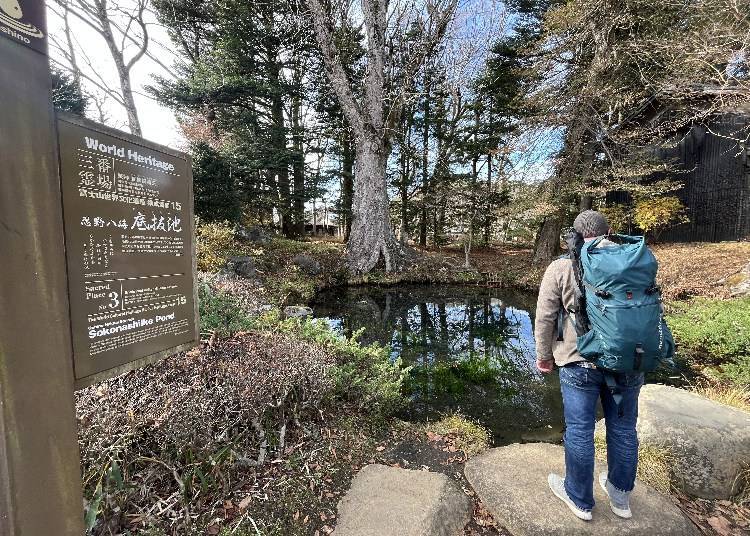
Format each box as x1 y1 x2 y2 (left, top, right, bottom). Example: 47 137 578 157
464 443 697 535
634 384 750 499
283 305 313 319
333 464 471 536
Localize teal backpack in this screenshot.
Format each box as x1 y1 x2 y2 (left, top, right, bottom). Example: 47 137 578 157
565 233 675 373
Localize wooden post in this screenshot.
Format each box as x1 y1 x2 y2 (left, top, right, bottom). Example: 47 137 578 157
0 1 86 534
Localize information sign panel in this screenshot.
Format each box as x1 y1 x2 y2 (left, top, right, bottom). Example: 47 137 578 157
57 114 198 387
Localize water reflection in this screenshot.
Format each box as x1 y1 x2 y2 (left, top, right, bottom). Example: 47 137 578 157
312 285 565 445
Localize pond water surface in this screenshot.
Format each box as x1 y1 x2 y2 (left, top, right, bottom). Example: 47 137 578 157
311 285 565 446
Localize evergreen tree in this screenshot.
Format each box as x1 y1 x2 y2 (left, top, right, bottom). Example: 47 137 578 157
153 0 319 236
51 69 87 116
191 142 242 223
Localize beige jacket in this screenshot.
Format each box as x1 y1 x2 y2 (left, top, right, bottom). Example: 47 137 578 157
534 239 616 367
534 257 583 367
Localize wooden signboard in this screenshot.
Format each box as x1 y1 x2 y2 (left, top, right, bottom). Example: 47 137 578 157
57 113 199 388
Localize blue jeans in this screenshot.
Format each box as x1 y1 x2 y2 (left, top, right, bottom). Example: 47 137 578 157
559 364 644 511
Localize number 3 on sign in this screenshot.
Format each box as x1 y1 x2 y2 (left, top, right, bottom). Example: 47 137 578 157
109 292 120 309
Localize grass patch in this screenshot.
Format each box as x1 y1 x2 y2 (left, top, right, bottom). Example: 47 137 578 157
667 297 750 388
690 382 750 413
594 430 674 495
425 412 490 457
733 465 750 507
667 297 750 360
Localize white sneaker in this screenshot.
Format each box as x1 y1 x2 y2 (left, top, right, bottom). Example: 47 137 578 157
599 472 632 519
548 473 592 521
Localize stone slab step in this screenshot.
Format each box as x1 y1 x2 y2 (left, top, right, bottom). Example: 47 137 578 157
465 443 698 536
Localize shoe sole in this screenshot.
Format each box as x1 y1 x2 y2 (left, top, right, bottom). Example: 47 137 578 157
549 478 592 521
599 475 632 519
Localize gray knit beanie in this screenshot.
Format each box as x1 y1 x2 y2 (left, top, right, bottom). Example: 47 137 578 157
573 210 609 238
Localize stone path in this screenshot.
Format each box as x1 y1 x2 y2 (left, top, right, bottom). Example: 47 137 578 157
333 464 472 536
464 443 698 536
635 384 750 499
333 385 749 534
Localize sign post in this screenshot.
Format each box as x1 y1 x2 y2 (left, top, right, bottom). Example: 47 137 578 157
1 2 198 534
0 0 86 534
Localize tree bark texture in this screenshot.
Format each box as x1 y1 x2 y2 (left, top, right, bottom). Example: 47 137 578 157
341 129 355 242
533 214 563 263
347 136 404 273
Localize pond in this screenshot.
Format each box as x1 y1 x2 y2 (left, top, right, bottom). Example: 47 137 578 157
311 284 565 446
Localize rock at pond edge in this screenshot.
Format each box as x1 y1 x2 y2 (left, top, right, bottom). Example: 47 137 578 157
291 253 322 276
283 305 313 319
226 255 256 279
633 384 750 499
333 464 471 536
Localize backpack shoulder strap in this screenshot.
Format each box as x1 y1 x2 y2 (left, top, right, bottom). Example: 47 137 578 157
562 229 591 336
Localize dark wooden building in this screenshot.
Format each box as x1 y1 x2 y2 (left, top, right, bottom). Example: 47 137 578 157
658 113 750 242
609 110 750 242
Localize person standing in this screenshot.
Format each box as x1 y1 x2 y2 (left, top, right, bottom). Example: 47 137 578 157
534 210 650 521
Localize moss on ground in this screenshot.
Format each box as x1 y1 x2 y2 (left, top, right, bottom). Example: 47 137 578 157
424 412 491 457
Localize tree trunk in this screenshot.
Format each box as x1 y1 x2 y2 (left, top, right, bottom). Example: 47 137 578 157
419 69 431 248
347 136 404 274
270 78 292 237
341 129 355 242
96 0 142 136
484 153 492 245
533 214 563 263
291 80 305 237
399 149 409 245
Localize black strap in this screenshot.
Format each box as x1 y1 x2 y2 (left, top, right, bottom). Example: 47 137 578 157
563 229 591 334
557 309 566 341
604 372 624 417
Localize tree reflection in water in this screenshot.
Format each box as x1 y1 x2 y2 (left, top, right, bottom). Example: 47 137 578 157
312 285 565 445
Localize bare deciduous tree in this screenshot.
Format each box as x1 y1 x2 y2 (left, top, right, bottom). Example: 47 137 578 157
305 0 458 274
50 0 162 136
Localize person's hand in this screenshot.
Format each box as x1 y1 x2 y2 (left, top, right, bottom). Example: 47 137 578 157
536 359 554 374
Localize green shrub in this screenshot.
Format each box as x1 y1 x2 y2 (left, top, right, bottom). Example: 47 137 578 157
272 316 410 417
668 298 750 360
667 298 750 387
425 412 491 457
198 281 254 337
715 356 750 389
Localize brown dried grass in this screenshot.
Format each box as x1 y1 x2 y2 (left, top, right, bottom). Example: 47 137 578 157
76 332 335 533
652 242 750 301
